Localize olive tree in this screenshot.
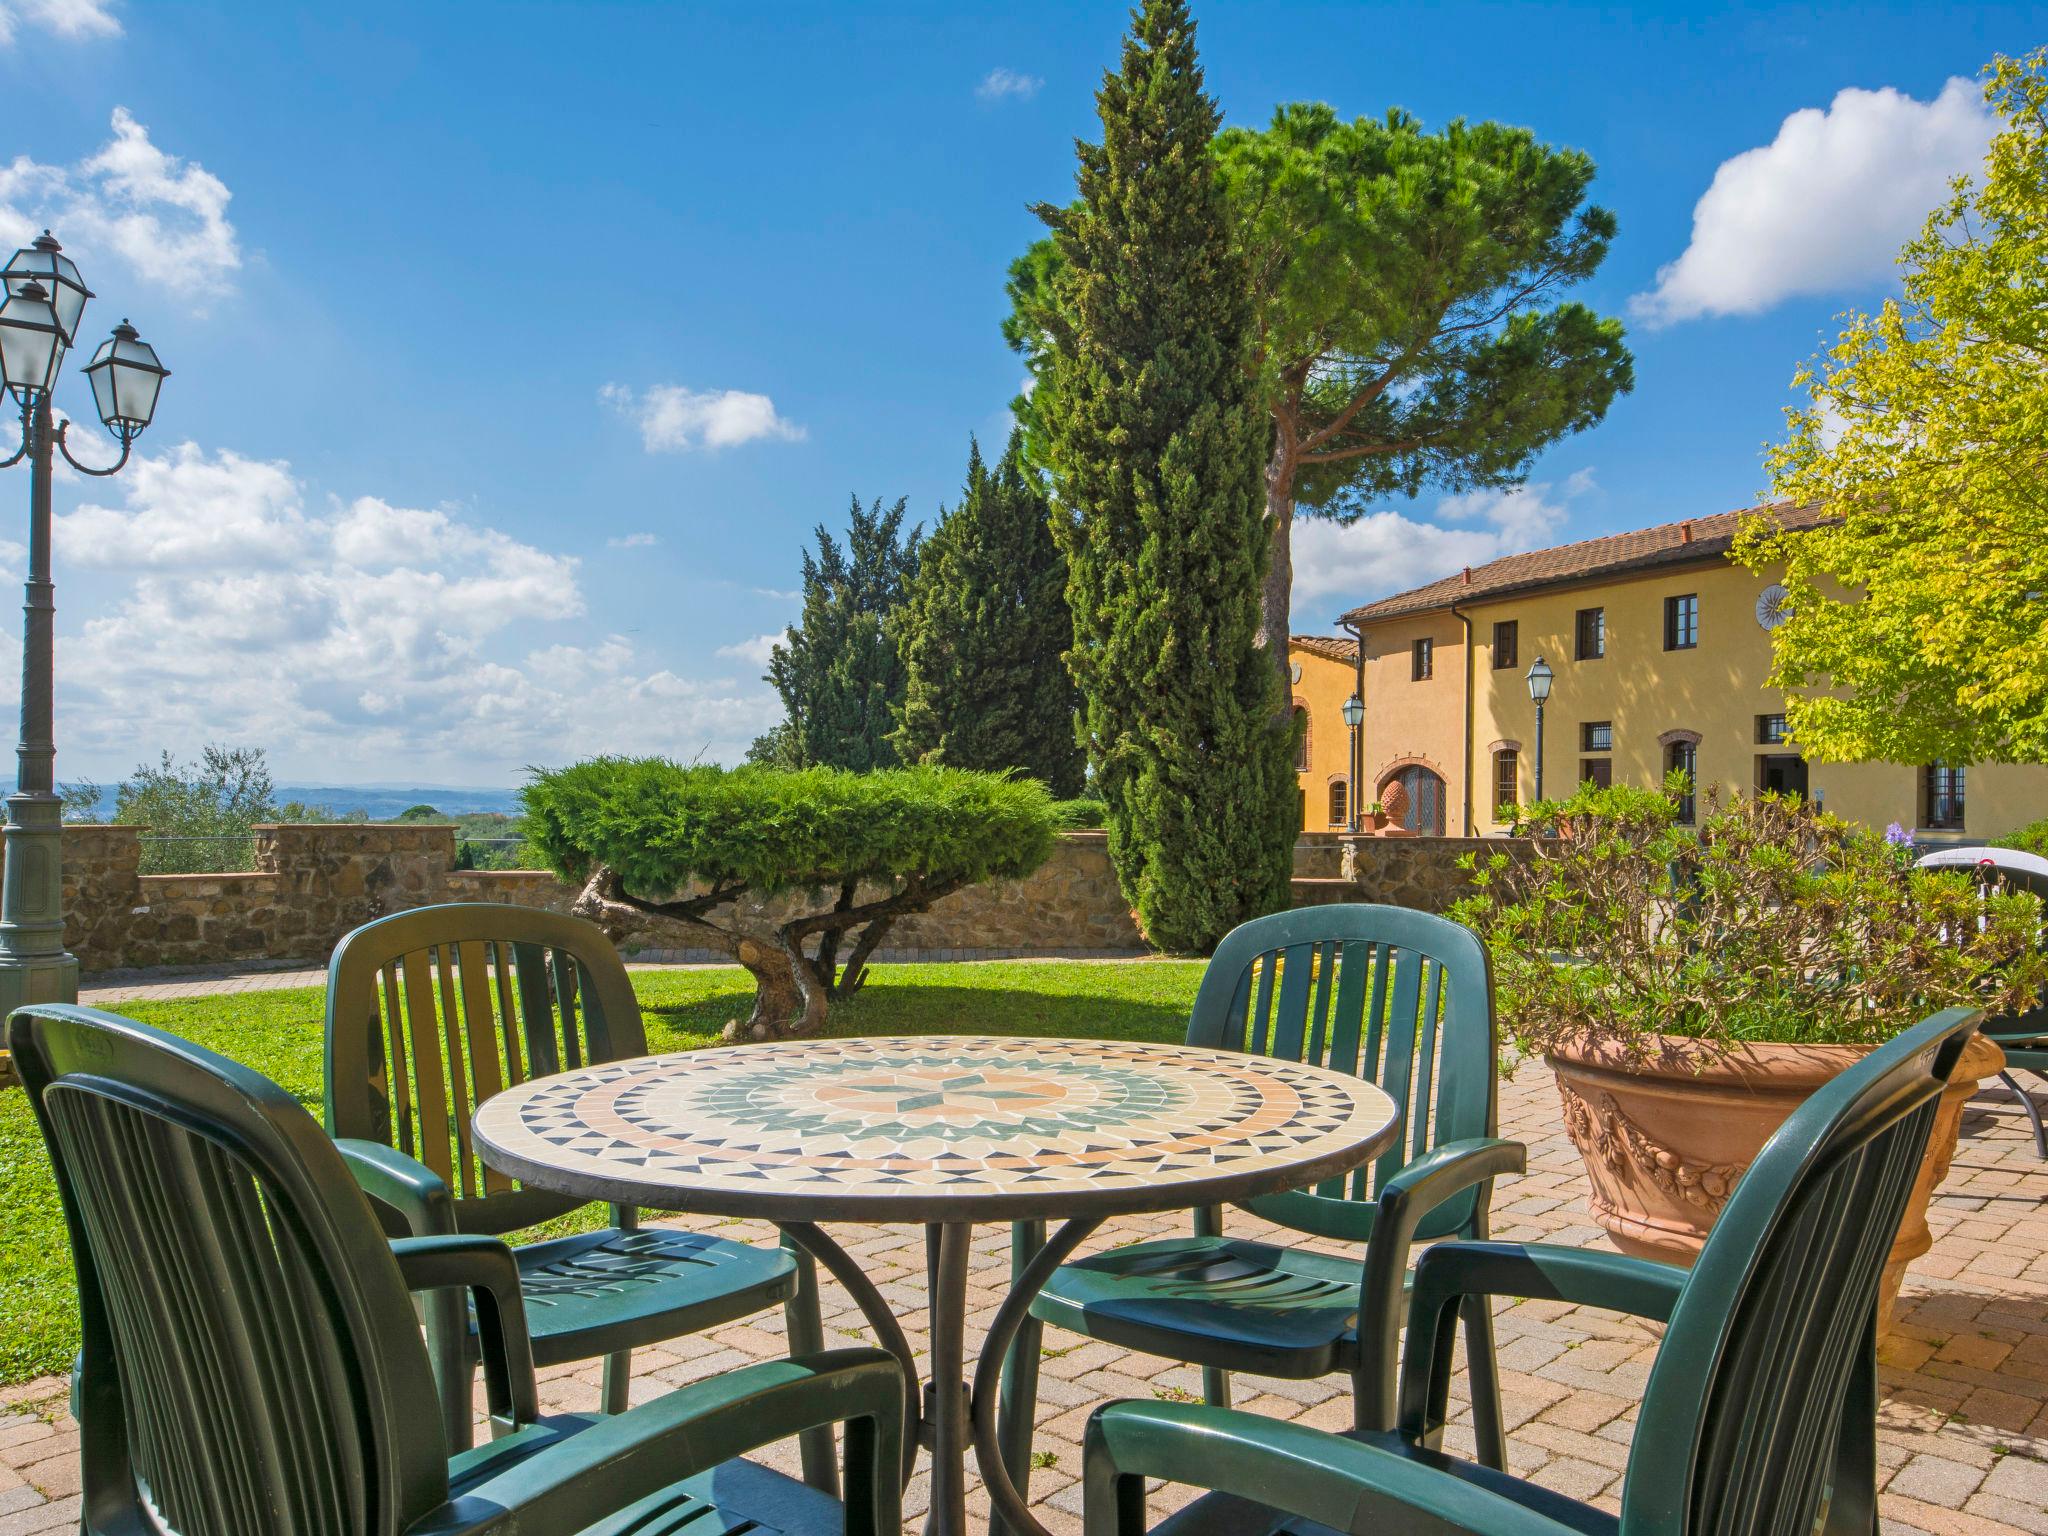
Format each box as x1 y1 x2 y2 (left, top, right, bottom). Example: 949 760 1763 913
523 759 1058 1038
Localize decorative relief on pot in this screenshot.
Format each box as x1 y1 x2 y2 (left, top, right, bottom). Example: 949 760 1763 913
1555 1079 1746 1210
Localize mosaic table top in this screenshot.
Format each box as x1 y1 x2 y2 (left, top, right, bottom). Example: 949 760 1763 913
473 1035 1399 1222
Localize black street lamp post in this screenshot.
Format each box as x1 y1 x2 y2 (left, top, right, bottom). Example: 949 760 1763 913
0 233 166 1012
1341 692 1364 833
1525 655 1553 804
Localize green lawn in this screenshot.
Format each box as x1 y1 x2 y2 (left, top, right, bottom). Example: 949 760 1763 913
0 959 1204 1386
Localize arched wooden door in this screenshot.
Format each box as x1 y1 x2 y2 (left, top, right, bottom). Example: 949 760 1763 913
1383 764 1447 836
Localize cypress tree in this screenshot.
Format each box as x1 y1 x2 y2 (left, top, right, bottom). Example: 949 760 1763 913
1034 0 1295 951
752 495 920 771
890 431 1084 797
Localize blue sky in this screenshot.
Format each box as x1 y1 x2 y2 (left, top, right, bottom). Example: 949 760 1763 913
0 0 2029 784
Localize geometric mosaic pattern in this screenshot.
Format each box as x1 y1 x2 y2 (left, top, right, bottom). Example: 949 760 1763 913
474 1036 1397 1221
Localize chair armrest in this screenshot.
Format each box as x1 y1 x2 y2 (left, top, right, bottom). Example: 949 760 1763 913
1352 1138 1526 1429
336 1138 456 1237
1398 1241 1687 1442
390 1235 539 1429
405 1350 905 1536
1083 1401 1583 1536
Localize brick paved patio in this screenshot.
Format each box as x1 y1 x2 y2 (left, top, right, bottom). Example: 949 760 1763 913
2 1004 2043 1534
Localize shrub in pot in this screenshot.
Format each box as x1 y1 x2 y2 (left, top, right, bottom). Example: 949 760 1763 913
1451 780 2046 1325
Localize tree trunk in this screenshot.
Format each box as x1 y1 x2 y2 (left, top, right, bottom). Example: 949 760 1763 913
1259 436 1297 713
728 936 807 1041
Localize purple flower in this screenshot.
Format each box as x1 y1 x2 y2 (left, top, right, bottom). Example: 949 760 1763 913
1885 822 1914 847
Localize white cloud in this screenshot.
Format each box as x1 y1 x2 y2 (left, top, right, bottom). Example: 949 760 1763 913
1293 476 1589 609
977 67 1043 102
715 633 782 670
0 0 120 45
0 107 238 301
600 382 804 453
46 445 780 779
607 531 658 549
1633 79 1993 326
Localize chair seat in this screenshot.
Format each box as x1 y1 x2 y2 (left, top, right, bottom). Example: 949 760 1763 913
453 1413 845 1536
1031 1235 1369 1378
493 1226 800 1366
1147 1429 1616 1536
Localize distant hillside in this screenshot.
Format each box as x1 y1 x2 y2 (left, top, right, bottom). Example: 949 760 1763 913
67 783 525 822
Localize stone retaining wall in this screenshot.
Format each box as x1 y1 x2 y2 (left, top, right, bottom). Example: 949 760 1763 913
1338 834 1545 912
52 823 1542 973
54 824 1146 974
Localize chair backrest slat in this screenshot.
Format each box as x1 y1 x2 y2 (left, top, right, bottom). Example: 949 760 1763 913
10 1005 452 1536
327 904 651 1236
397 950 451 1185
1622 1008 1978 1536
373 962 411 1155
1186 906 1497 1244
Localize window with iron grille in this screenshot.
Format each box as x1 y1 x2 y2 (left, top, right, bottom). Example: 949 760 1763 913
1581 720 1613 752
1580 758 1613 790
1412 637 1434 680
1924 763 1966 829
1328 778 1350 827
1292 706 1310 772
1756 713 1789 745
1575 607 1605 660
1493 749 1519 816
1664 593 1698 651
1665 739 1698 823
1492 621 1518 670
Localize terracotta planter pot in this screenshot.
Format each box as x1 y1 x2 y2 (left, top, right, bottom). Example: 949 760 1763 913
1545 1029 2005 1331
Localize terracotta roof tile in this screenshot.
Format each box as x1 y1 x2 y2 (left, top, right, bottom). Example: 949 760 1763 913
1340 500 1831 625
1289 634 1360 663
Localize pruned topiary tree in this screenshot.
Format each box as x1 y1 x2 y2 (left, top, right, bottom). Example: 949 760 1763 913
523 759 1059 1038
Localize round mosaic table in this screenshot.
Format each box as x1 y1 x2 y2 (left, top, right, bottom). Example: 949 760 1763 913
473 1035 1398 1536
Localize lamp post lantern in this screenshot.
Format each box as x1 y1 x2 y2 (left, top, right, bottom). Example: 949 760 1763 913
1340 692 1364 833
1525 655 1553 804
0 232 166 1012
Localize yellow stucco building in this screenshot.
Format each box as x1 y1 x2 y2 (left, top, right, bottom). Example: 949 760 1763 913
1288 635 1361 832
1323 504 2048 842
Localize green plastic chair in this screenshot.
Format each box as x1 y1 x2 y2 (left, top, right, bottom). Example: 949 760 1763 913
1004 904 1525 1501
1916 847 2048 1158
1079 1005 1983 1536
8 1002 903 1536
324 903 826 1461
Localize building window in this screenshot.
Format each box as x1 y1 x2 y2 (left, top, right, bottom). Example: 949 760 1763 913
1412 637 1434 680
1756 713 1789 745
1575 606 1605 661
1580 759 1613 790
1664 593 1698 651
1293 705 1310 772
1492 620 1518 669
1581 720 1613 752
1665 739 1697 823
1924 763 1966 830
1493 748 1519 816
1328 778 1349 827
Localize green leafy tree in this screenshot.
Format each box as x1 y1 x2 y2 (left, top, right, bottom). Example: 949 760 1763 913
889 432 1083 796
1033 0 1295 952
111 745 332 872
59 781 102 822
1737 53 2048 764
752 495 921 770
1008 100 1632 682
526 759 1057 1037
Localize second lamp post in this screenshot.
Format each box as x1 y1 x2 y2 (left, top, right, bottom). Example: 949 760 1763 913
1525 655 1553 803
